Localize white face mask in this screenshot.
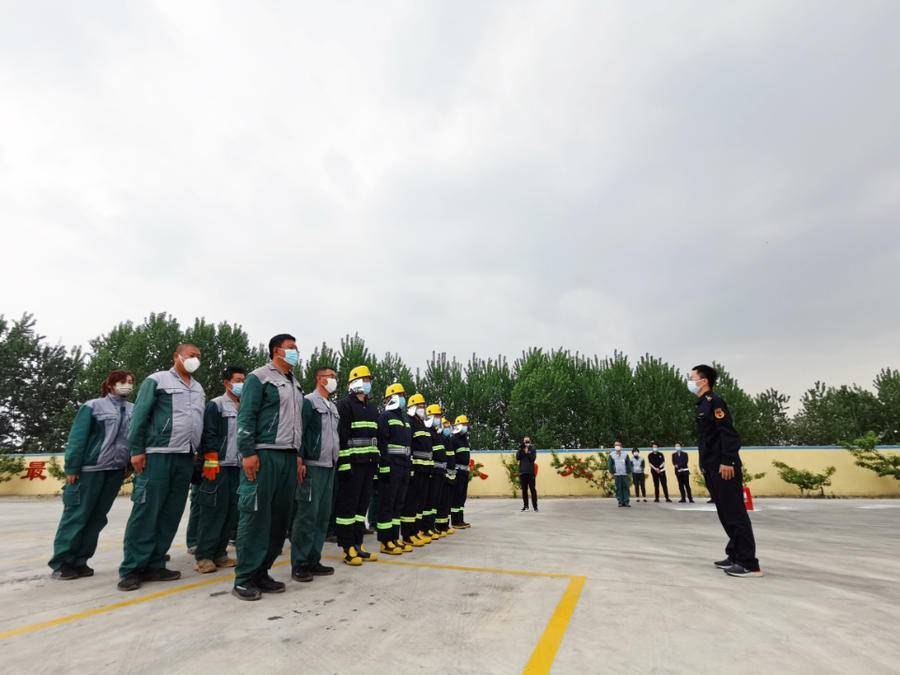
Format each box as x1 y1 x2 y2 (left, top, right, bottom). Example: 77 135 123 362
113 383 133 397
614 446 622 453
415 408 425 419
687 379 700 394
324 377 338 394
407 406 417 416
425 415 436 428
181 356 200 373
675 445 682 451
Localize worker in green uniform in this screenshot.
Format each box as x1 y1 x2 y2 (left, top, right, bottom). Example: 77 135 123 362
232 334 306 601
193 366 246 573
118 344 206 592
50 370 135 579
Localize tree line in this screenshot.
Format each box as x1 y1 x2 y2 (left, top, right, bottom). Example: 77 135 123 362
1 312 897 453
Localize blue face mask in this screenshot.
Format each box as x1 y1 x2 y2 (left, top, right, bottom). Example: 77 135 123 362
397 396 406 408
230 382 243 398
442 427 451 437
282 349 299 367
459 425 468 434
361 381 372 396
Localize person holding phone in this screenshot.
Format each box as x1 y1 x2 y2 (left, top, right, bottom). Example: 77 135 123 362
517 437 538 511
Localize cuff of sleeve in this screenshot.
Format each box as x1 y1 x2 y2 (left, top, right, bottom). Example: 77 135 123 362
129 446 144 457
239 448 257 458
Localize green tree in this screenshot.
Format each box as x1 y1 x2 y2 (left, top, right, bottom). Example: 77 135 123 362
336 333 377 397
0 313 84 452
373 352 415 401
841 432 900 480
464 355 514 450
791 382 883 445
771 461 836 497
0 451 26 482
874 368 900 443
182 318 267 395
301 342 340 394
419 352 466 421
630 354 694 446
751 389 791 446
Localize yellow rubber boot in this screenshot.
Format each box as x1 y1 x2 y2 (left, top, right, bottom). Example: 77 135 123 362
399 540 414 552
446 526 456 535
358 544 378 562
343 546 363 566
407 535 425 548
417 531 432 544
381 541 403 556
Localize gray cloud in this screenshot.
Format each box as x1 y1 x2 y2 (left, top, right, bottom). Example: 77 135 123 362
1 1 898 408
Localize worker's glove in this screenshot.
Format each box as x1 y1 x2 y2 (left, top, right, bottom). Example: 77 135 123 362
202 452 220 481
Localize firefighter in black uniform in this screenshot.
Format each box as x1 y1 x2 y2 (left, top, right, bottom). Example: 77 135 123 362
437 418 456 535
423 404 445 539
401 393 432 547
647 442 672 503
376 383 413 555
334 366 380 566
690 364 762 577
449 415 471 529
672 442 694 503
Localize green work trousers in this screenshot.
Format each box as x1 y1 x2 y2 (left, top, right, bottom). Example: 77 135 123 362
195 466 241 561
615 475 631 504
290 465 335 568
49 469 125 571
234 450 297 587
119 453 193 577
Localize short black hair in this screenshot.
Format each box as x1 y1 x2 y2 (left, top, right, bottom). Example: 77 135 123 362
650 440 658 446
614 439 623 445
269 333 296 358
315 366 336 378
222 366 246 381
175 343 198 355
692 364 718 387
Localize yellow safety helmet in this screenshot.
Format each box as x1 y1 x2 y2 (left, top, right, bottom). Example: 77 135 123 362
348 365 372 382
426 404 442 416
454 414 469 426
384 382 405 399
441 417 451 427
408 393 425 407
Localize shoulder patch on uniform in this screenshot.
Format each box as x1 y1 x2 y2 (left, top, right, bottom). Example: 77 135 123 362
705 395 713 401
714 408 726 420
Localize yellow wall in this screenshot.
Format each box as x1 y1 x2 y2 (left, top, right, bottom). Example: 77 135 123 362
468 449 900 498
2 448 898 498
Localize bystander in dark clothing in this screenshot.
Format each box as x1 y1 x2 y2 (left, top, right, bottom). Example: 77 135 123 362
517 441 538 511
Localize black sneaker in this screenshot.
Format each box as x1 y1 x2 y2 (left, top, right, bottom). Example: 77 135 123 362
291 566 314 583
76 564 94 578
141 567 181 582
232 583 262 601
723 563 763 578
255 573 286 593
534 506 539 512
714 558 733 569
679 499 686 503
665 499 673 503
311 563 334 576
117 573 142 592
689 499 695 504
521 506 529 511
51 564 80 580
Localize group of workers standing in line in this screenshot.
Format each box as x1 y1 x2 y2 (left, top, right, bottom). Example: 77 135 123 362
48 334 476 601
608 442 697 506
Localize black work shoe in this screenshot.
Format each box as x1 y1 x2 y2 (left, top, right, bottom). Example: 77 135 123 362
521 506 529 511
311 563 335 576
665 499 673 503
534 506 539 512
654 499 660 503
679 499 686 503
141 567 181 582
76 564 94 578
232 583 262 601
255 574 286 593
723 563 764 578
117 573 142 592
689 499 695 503
292 566 314 583
51 565 80 580
714 558 734 569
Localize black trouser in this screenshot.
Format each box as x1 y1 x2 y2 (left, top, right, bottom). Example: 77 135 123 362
632 472 646 498
451 471 469 525
520 472 537 509
402 467 429 540
706 465 758 570
651 471 669 501
436 475 454 531
377 463 411 544
422 469 442 531
335 462 375 550
676 470 693 501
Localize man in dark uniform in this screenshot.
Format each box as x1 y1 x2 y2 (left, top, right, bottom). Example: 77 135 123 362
690 364 762 578
672 442 694 503
647 442 672 503
376 383 413 555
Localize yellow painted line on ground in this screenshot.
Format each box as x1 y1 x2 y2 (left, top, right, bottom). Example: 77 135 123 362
0 560 286 641
523 575 587 675
2 553 587 675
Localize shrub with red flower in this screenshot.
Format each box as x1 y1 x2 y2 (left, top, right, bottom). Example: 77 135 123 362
468 458 488 482
550 452 614 496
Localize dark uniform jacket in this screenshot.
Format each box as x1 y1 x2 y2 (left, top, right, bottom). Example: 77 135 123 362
648 450 666 473
410 414 433 470
695 391 742 470
516 445 537 474
449 432 471 473
336 394 380 472
377 408 412 471
430 428 447 471
672 450 690 473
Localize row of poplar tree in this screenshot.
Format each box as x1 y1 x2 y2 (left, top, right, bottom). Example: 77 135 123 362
1 312 898 454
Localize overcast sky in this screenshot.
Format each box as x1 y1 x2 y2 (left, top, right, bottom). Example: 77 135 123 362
2 1 898 406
